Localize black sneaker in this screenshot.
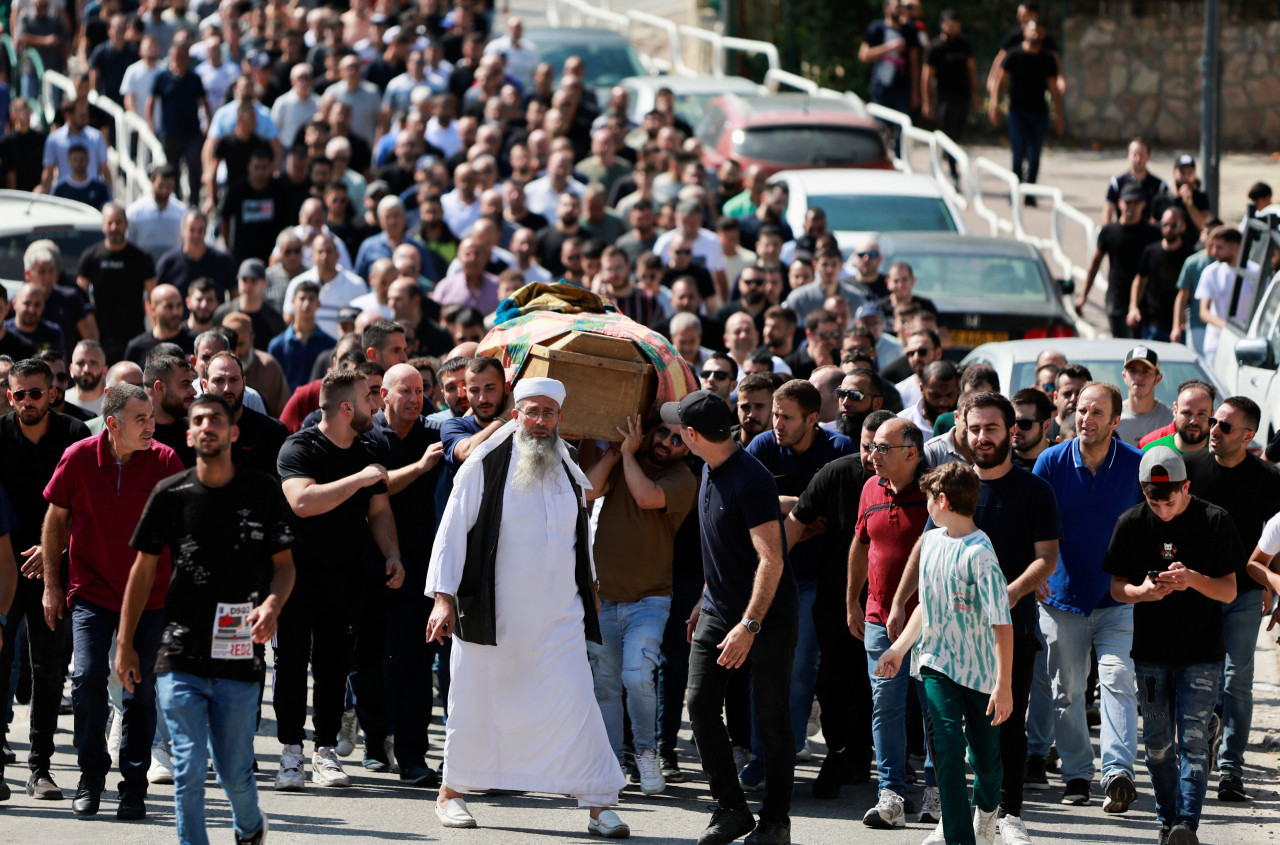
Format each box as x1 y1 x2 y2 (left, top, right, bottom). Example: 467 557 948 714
362 747 391 773
72 776 104 816
660 749 684 783
1024 755 1050 791
744 818 790 845
399 765 439 787
1168 823 1199 845
116 790 147 820
698 805 756 845
1046 746 1060 772
0 780 9 801
26 769 64 800
1061 777 1090 805
235 812 268 845
1103 773 1136 813
811 750 845 800
1217 774 1249 802
1159 826 1171 845
0 737 14 764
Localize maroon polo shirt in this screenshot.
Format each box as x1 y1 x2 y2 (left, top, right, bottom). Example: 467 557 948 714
854 472 929 626
44 430 184 612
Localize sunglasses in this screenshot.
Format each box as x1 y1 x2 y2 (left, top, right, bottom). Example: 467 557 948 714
836 388 867 402
740 276 764 287
1208 417 1248 435
674 249 692 256
701 370 732 382
816 331 841 341
653 428 684 447
11 388 45 401
856 250 880 259
1014 417 1042 430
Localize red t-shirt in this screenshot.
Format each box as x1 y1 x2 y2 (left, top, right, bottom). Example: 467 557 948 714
854 473 929 626
280 379 322 433
44 431 184 612
1138 420 1176 448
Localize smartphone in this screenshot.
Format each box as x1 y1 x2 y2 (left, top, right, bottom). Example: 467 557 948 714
1147 570 1164 583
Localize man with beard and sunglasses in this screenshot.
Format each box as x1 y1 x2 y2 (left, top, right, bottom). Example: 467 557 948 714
583 413 697 797
891 391 1061 844
202 352 288 480
143 354 198 468
1010 388 1055 470
274 370 403 792
425 377 629 838
823 369 883 440
66 339 107 414
0 358 89 801
1143 381 1214 455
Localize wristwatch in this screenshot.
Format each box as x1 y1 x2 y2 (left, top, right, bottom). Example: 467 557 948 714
740 618 761 635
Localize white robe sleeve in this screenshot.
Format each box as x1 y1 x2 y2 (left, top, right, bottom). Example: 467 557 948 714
425 462 485 598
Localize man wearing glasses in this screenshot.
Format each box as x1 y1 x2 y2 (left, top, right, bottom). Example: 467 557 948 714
845 236 891 300
700 353 738 404
783 308 842 380
1010 387 1054 470
583 414 697 798
716 265 770 335
893 328 943 411
823 369 884 440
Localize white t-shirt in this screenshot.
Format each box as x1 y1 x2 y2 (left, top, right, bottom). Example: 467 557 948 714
652 227 726 275
1257 511 1280 556
1195 259 1258 359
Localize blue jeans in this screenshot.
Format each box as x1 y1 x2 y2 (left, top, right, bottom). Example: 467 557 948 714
750 579 819 758
1142 325 1172 342
865 621 935 794
588 595 671 760
158 672 264 845
1218 590 1262 777
1025 614 1054 758
1007 109 1048 184
1136 661 1219 830
71 598 165 790
1039 603 1137 784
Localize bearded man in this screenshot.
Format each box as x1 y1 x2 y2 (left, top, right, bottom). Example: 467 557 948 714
425 377 629 838
274 370 404 792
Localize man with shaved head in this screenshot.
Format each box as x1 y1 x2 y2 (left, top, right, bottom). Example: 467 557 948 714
7 281 66 356
124 284 197 365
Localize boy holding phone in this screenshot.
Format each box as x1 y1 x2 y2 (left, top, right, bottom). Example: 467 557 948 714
1104 446 1240 845
876 461 1012 845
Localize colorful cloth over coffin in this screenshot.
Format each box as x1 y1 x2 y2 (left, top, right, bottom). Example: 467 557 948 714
479 310 698 412
492 281 617 324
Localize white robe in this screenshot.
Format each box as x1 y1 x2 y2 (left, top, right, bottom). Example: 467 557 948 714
426 421 624 807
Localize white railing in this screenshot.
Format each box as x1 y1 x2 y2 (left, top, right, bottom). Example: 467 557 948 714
41 69 166 207
546 0 1098 334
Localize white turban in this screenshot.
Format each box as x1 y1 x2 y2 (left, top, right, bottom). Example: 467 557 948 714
513 376 566 406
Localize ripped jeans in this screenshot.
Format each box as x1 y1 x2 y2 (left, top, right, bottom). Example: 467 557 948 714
1135 661 1220 831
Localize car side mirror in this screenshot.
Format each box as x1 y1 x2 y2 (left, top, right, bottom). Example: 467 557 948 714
1057 279 1075 295
1235 337 1275 370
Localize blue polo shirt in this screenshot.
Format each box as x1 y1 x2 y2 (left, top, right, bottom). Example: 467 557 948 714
268 325 337 392
1032 437 1143 616
746 426 854 584
700 448 798 629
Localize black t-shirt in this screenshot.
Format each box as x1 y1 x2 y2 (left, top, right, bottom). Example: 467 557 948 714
1137 240 1196 329
44 284 92 346
1001 47 1059 113
76 242 156 352
131 467 294 681
362 412 442 580
666 264 717 302
123 326 197 366
214 136 272 192
88 42 138 106
1002 27 1059 54
791 454 867 605
1101 496 1240 665
1151 190 1211 242
927 34 974 99
0 129 48 192
0 411 91 555
213 301 286 351
0 328 35 360
1097 221 1160 312
155 245 238 299
1183 450 1280 593
277 426 386 589
220 177 290 263
973 466 1062 635
699 448 798 628
153 417 196 467
232 406 289 480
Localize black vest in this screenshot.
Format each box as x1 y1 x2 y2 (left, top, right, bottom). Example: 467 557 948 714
453 436 602 647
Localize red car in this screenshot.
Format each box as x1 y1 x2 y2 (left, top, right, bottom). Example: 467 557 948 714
695 94 894 178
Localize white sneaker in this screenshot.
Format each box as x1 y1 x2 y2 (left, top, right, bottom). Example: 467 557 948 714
588 809 630 839
107 709 123 768
921 819 947 845
918 785 941 823
1000 814 1033 845
863 788 906 829
797 741 814 762
731 745 751 773
336 710 358 757
275 744 305 791
807 700 821 738
312 746 351 787
435 796 477 828
973 806 999 845
148 744 175 784
635 749 665 796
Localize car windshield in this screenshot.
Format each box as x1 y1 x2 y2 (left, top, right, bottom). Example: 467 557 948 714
0 227 100 282
1010 360 1212 408
810 195 957 234
735 125 885 167
541 44 646 89
899 254 1050 302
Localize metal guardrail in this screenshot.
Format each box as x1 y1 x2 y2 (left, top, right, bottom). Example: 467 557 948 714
546 0 1098 335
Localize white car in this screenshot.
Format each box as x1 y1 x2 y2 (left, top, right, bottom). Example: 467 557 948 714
768 169 966 259
619 75 762 130
0 191 102 298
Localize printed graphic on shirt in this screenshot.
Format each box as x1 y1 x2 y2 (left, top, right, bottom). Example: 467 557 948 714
211 600 255 660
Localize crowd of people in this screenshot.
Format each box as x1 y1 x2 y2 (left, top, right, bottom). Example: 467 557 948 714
0 2 1274 845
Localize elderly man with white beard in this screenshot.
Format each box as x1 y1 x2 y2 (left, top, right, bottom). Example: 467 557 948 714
425 377 629 838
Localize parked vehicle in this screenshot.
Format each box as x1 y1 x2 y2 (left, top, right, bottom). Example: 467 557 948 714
0 191 102 297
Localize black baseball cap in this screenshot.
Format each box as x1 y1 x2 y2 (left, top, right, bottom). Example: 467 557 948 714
660 389 733 436
1120 183 1146 203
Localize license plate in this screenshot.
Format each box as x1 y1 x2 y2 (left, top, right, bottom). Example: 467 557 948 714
949 329 1009 346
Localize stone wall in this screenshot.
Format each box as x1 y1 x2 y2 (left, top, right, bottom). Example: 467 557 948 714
1062 14 1280 149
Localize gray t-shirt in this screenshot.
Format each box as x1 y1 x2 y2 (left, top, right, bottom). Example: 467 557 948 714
1115 399 1173 447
